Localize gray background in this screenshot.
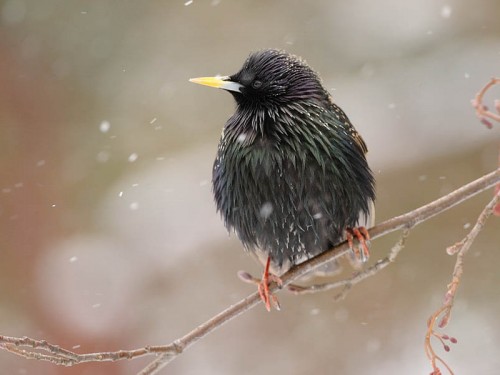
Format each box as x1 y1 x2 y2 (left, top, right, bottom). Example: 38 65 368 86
1 1 499 374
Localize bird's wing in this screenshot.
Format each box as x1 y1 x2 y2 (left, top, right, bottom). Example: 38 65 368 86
327 97 368 154
352 129 368 154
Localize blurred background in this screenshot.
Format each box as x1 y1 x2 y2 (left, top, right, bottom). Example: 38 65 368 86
1 1 499 374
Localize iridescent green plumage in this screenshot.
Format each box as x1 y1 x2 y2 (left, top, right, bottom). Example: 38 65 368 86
208 49 375 273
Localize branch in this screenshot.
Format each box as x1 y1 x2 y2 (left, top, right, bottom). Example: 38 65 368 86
2 169 497 374
471 77 500 128
139 169 500 374
419 76 500 375
470 76 500 216
0 335 159 365
287 228 410 297
424 189 500 375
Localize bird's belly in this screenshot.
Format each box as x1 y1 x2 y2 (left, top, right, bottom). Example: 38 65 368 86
213 152 346 269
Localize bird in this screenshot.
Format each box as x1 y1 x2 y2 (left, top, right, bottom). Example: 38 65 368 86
189 49 375 311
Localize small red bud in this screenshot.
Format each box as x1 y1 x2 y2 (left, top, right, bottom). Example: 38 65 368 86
450 337 458 344
287 285 299 292
480 118 493 129
442 334 449 340
438 315 449 328
494 185 500 216
446 245 458 255
237 271 253 282
444 344 450 352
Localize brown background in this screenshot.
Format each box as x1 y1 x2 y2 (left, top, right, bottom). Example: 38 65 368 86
1 1 499 374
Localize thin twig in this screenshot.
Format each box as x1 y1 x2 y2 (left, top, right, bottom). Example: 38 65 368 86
333 228 410 301
424 305 456 375
0 335 156 366
471 77 500 128
424 190 500 375
423 76 500 375
0 169 498 375
288 228 410 296
470 76 500 217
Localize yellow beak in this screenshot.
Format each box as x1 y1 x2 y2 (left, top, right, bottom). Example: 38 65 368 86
189 76 243 93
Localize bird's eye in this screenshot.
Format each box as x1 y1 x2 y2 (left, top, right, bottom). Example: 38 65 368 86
252 80 263 89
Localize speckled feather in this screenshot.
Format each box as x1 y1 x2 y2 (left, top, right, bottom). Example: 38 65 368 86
212 49 375 273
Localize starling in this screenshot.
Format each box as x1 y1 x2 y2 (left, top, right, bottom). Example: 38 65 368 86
190 49 375 310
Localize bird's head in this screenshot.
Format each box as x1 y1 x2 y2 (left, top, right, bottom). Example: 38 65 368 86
190 49 328 109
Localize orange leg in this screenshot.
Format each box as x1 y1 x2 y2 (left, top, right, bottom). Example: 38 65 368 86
345 227 371 263
257 256 282 311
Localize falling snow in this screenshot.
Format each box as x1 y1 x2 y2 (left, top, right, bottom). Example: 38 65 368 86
237 133 247 143
129 202 139 210
184 0 193 6
284 34 295 46
259 202 273 219
128 153 138 162
99 120 110 133
441 5 452 19
69 256 78 263
310 308 320 316
313 212 323 219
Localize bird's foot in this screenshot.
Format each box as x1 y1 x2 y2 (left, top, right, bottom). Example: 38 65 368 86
345 226 371 263
238 256 282 311
258 256 283 311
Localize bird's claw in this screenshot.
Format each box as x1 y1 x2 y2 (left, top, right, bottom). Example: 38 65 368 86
238 271 282 311
258 256 282 311
237 257 282 311
346 227 371 263
258 279 281 311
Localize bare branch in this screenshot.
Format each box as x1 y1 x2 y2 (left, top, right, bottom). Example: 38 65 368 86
471 77 500 128
287 228 410 296
470 77 500 217
425 189 500 375
0 335 155 366
135 168 500 374
0 169 498 375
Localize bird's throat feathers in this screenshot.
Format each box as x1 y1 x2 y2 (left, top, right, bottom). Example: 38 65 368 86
224 100 311 144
